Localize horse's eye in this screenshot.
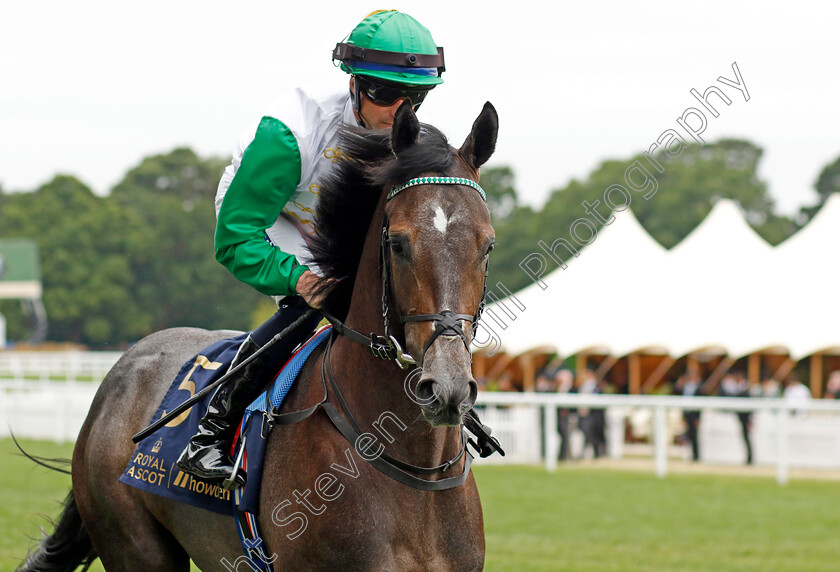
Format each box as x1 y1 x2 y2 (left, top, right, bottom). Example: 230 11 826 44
389 237 405 256
485 241 495 256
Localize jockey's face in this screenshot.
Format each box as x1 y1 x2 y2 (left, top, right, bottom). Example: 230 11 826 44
351 77 430 130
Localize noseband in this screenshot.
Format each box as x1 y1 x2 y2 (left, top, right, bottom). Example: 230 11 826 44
325 176 489 369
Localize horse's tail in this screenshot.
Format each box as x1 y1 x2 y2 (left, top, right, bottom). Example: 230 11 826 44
17 490 98 572
13 436 98 572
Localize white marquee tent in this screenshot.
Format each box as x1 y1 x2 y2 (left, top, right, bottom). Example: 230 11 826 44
485 195 840 361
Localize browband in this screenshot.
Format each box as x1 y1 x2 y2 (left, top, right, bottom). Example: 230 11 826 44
388 177 487 202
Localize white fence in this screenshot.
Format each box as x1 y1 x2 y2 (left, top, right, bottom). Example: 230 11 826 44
3 365 840 485
475 392 840 485
1 380 100 442
0 350 119 442
0 351 122 381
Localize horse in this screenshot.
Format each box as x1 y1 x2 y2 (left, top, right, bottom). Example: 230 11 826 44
19 100 499 571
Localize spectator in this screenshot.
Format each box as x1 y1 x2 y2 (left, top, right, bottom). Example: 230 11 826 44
783 375 811 415
497 372 516 393
554 369 575 461
676 370 702 462
720 371 753 465
577 369 606 459
824 371 840 399
535 371 555 460
535 372 556 393
761 377 781 398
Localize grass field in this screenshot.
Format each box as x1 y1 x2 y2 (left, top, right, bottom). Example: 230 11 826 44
2 439 839 571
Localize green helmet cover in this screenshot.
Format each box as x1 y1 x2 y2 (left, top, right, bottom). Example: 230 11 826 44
339 10 444 86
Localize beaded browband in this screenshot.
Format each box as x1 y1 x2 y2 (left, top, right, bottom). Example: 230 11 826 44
388 176 487 202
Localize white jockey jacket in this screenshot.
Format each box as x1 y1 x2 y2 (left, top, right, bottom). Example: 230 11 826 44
214 88 356 297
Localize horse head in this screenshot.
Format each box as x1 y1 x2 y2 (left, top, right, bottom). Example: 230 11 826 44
385 101 498 426
310 101 498 429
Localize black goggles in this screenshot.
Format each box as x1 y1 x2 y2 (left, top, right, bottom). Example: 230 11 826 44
356 76 433 109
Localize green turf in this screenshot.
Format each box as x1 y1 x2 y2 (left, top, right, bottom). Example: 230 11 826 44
2 439 839 571
475 464 840 572
0 439 105 572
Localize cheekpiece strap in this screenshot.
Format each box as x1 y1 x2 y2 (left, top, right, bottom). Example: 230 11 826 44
388 177 486 202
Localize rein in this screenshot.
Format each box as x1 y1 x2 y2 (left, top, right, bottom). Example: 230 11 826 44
263 334 473 491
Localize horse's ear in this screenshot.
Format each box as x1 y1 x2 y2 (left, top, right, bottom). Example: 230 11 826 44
460 101 498 170
391 100 421 154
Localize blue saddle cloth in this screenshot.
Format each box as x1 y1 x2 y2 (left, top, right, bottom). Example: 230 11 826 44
118 326 331 515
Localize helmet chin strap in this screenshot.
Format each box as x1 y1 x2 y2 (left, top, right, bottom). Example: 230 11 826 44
350 80 368 128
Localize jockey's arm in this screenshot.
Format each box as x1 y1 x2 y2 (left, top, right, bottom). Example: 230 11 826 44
214 116 310 298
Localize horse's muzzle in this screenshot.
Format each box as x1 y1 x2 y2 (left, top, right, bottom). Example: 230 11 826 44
415 336 478 426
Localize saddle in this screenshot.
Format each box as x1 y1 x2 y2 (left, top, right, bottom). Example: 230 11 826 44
118 327 330 514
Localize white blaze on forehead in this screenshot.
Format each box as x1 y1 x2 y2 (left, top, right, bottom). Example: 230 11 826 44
433 205 449 234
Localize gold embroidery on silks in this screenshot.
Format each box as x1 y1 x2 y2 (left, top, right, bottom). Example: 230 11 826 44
282 208 314 227
324 147 345 163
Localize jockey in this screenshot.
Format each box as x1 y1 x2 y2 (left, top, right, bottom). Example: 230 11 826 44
176 10 446 487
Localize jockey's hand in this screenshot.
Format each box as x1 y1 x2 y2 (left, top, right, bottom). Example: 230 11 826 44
295 270 331 309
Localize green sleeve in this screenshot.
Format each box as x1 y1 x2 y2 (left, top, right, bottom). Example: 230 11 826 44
214 116 310 297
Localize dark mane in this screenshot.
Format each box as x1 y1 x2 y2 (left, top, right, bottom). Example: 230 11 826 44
307 123 455 319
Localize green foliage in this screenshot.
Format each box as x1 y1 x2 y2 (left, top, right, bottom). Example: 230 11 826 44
0 176 151 345
630 139 782 247
0 301 25 341
488 138 799 294
488 203 541 293
0 150 262 347
0 138 834 346
110 148 261 334
480 166 518 222
800 153 840 222
815 155 840 200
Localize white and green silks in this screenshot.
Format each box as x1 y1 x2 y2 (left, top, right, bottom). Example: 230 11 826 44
214 89 356 297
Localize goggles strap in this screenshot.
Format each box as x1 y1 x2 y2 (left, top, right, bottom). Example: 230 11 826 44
334 43 445 74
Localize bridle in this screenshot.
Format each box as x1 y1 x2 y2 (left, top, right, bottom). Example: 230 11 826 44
323 175 490 369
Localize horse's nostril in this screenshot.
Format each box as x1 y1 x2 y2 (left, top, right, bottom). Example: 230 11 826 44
450 381 472 412
415 378 439 409
462 380 478 412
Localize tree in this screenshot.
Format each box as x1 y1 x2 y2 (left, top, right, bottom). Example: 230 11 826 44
480 166 518 222
0 175 151 346
815 155 840 201
536 138 791 247
485 139 796 294
0 139 807 345
799 153 840 223
110 148 262 334
625 139 783 247
488 203 541 293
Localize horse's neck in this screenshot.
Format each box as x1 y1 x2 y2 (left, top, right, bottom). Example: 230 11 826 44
329 203 462 467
